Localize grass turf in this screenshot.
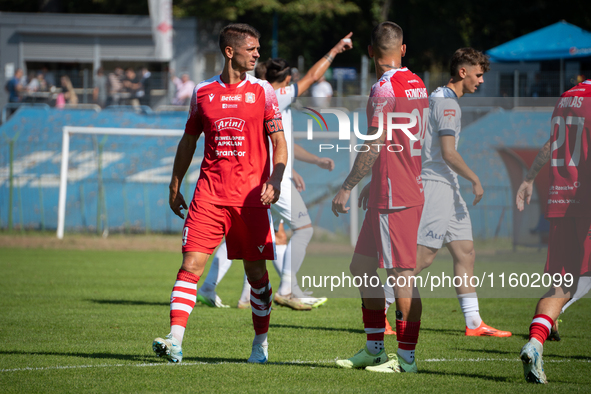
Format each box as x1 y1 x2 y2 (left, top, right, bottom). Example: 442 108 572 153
0 245 589 393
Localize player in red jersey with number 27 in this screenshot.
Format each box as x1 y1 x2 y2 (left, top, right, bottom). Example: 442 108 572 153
152 23 287 364
516 79 591 384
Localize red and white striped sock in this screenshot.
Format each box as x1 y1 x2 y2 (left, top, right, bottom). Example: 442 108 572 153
530 314 553 345
362 307 386 355
169 269 199 344
249 271 272 346
396 320 421 363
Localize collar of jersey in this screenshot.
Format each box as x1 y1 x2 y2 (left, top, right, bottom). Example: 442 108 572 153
440 86 458 98
216 74 251 89
382 67 408 78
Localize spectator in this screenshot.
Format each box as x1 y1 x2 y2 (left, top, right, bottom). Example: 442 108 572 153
93 67 107 108
60 75 78 106
27 72 48 93
138 66 152 107
170 70 195 105
107 67 124 106
4 68 24 103
41 66 56 89
122 67 142 106
25 71 36 91
311 75 333 106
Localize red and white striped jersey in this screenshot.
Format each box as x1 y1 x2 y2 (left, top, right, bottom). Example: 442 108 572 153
546 80 591 218
547 80 591 218
185 74 282 208
366 68 429 210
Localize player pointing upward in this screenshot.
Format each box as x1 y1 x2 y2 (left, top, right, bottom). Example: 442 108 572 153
152 23 287 364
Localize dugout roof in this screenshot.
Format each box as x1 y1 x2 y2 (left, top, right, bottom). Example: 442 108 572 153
487 20 591 62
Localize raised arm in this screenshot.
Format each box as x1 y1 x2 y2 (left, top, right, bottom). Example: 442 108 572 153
296 33 353 96
440 135 483 206
516 138 551 211
332 126 385 216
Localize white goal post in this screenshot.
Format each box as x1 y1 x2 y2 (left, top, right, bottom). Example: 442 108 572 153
57 126 183 239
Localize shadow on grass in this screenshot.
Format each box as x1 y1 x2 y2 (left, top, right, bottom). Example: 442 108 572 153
420 327 465 335
542 353 591 361
0 350 153 362
462 348 515 356
269 323 364 334
184 356 333 368
88 299 169 306
420 369 511 382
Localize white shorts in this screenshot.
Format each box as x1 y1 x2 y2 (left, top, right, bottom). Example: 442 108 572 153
271 178 312 230
417 179 473 249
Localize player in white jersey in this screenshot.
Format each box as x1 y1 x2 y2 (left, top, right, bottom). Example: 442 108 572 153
412 48 511 337
197 34 353 310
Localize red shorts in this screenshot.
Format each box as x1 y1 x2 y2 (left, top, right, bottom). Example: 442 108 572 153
354 205 423 270
182 200 276 261
545 216 591 276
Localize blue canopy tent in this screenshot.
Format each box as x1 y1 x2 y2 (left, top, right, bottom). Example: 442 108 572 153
487 21 591 92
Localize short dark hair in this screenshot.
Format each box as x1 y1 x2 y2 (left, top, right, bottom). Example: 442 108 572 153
265 58 291 83
219 23 261 54
449 48 490 76
371 22 403 53
254 61 268 79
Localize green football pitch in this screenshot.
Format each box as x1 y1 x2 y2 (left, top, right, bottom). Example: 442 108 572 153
1 238 589 393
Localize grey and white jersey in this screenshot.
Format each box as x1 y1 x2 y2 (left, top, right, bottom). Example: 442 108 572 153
421 86 462 188
274 84 298 179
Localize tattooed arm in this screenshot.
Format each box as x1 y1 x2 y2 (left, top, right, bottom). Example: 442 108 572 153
331 126 385 216
516 138 551 211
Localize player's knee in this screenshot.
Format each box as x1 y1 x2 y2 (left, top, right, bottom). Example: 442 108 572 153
293 225 313 244
417 247 437 271
455 248 475 267
350 259 375 278
181 254 206 275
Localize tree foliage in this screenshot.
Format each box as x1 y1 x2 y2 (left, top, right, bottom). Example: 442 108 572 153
172 0 360 20
1 0 589 72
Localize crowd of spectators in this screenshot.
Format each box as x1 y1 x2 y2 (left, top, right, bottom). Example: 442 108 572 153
4 65 195 110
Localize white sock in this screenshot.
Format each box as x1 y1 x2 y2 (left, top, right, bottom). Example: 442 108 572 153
384 284 395 313
253 333 268 346
275 244 290 295
561 276 591 314
239 274 251 304
529 338 543 356
199 242 232 295
366 340 384 355
273 244 287 276
397 348 415 364
458 292 482 329
286 227 313 295
171 325 185 344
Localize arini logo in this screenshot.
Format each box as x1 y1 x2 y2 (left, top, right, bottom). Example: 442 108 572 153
214 118 246 132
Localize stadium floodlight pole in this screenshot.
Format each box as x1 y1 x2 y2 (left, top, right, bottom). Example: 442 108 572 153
57 126 183 239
